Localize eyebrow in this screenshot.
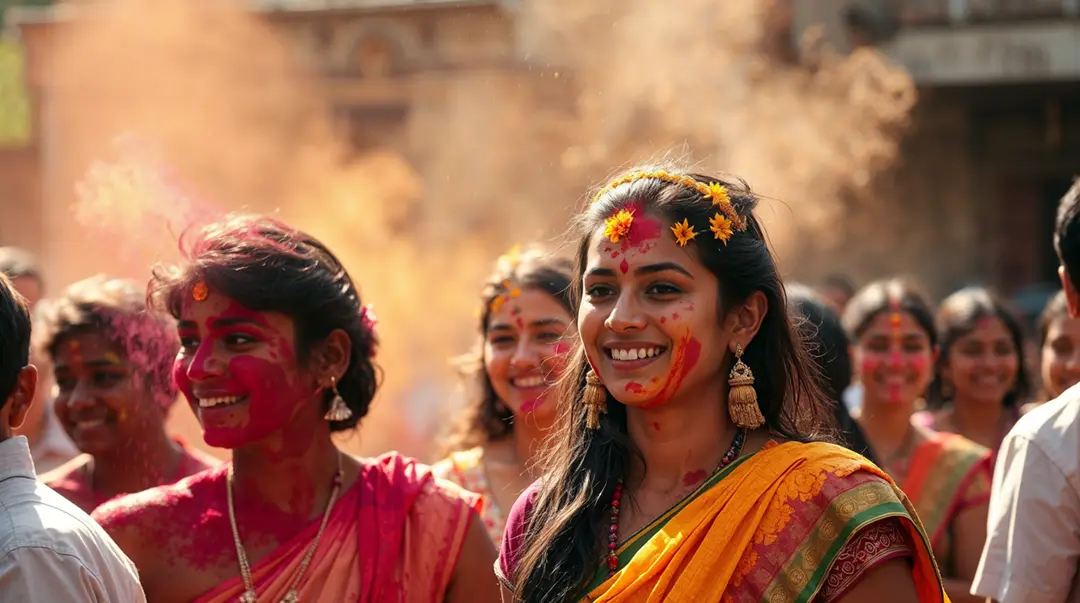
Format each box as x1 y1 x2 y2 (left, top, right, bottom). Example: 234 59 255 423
585 263 694 279
178 317 267 330
490 318 567 331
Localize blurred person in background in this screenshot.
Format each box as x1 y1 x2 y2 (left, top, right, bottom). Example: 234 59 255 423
786 283 875 462
844 278 990 603
433 247 574 543
0 272 147 602
973 179 1080 603
1023 289 1080 414
819 272 856 314
919 287 1030 455
36 275 218 512
0 246 79 473
92 215 498 603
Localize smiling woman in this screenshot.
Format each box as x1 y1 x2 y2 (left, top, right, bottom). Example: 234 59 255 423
843 279 992 603
36 275 218 513
497 167 949 603
434 246 574 543
90 214 499 603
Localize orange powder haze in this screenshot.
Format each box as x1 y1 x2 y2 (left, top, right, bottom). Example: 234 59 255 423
30 0 914 460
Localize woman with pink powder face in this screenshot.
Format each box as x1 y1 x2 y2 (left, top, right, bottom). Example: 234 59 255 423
36 275 218 513
843 279 991 603
91 214 499 603
434 247 574 543
919 287 1030 453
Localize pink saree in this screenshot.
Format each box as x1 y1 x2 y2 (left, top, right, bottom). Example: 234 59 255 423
194 453 478 603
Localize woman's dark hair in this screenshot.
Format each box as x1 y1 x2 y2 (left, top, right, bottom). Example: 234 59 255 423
786 283 874 463
926 286 1030 409
36 275 179 411
514 167 833 603
842 278 937 346
440 247 573 455
1039 290 1070 350
147 214 379 431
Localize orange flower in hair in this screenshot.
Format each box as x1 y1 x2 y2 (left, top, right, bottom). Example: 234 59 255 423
706 182 730 207
709 213 734 243
603 209 635 243
670 219 697 247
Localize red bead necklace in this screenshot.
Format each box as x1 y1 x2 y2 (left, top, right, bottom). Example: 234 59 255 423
606 428 747 576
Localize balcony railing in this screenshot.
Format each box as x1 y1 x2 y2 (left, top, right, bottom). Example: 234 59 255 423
900 0 1080 25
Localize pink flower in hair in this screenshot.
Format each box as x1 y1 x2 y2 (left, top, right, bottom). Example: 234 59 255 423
360 304 378 332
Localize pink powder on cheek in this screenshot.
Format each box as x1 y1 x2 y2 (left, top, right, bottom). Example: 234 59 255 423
861 357 881 375
198 355 305 449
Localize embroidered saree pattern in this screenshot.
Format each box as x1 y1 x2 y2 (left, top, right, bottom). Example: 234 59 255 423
580 442 948 603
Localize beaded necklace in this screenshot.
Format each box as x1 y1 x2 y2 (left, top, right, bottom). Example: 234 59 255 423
605 429 746 576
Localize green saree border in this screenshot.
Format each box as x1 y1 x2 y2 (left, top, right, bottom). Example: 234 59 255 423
761 480 907 603
581 453 756 594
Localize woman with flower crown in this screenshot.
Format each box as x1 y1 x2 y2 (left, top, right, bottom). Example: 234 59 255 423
496 167 949 603
91 215 500 603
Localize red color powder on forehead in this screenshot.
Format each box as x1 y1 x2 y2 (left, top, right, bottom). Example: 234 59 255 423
619 258 630 274
621 209 663 254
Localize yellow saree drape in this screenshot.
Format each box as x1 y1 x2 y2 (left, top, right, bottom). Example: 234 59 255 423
584 441 949 603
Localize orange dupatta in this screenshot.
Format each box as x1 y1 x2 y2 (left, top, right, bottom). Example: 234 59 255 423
585 442 948 603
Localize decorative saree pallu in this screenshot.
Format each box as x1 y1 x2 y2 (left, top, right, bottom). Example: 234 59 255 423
582 441 949 603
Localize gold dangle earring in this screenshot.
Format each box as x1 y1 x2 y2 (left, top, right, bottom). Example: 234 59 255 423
728 344 764 429
324 376 353 422
583 369 608 430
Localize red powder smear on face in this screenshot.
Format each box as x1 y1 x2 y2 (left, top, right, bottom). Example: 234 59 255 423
617 204 663 254
552 341 571 356
682 469 707 488
619 258 629 274
643 334 702 408
515 317 525 329
652 422 661 432
625 382 646 394
660 317 667 324
672 313 680 320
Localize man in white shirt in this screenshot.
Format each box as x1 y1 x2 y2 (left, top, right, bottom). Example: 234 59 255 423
0 272 146 601
972 179 1080 603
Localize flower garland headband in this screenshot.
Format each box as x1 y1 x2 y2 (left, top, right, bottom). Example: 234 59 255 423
593 170 749 247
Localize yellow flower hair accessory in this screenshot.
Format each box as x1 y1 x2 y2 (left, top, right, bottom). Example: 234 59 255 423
489 279 522 314
603 209 635 244
591 169 747 233
709 213 734 243
670 219 697 247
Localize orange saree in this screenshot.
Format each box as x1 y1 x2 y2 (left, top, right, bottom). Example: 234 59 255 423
193 453 478 603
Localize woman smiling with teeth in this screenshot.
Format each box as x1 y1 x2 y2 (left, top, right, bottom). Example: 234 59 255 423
497 167 948 603
37 275 218 513
435 247 574 543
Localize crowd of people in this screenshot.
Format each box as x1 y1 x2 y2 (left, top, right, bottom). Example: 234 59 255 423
0 165 1078 602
